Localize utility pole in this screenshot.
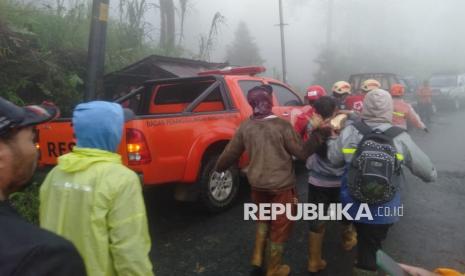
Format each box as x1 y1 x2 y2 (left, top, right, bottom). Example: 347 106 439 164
278 0 288 83
326 0 334 50
84 0 110 101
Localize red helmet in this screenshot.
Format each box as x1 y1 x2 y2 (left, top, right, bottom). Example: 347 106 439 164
306 85 327 101
390 83 405 97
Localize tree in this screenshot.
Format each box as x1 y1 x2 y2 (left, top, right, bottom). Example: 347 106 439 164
159 0 175 51
226 22 264 66
177 0 189 46
197 12 225 61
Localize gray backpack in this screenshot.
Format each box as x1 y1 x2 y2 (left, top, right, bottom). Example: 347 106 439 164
348 121 404 204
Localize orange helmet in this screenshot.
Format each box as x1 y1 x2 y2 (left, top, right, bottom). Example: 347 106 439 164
361 79 381 92
332 81 352 95
390 83 405 97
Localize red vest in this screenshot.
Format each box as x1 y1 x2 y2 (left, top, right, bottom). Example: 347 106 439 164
345 94 365 113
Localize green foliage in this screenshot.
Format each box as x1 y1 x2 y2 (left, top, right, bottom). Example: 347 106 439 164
9 171 48 225
0 0 173 113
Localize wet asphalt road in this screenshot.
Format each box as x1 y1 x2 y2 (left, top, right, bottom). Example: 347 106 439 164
144 111 465 276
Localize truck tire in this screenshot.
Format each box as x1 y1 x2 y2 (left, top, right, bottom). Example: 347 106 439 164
199 155 240 213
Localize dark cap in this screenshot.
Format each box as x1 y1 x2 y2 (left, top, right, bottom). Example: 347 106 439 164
0 97 59 137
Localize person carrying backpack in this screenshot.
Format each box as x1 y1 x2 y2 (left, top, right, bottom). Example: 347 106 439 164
327 89 437 276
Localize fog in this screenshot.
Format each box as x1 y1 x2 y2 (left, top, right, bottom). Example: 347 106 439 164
176 0 465 90
179 0 327 89
23 0 465 90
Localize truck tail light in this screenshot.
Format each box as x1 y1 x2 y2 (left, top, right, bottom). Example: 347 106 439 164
34 128 41 160
126 128 151 165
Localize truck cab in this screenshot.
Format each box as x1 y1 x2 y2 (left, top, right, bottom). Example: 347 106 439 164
348 73 401 93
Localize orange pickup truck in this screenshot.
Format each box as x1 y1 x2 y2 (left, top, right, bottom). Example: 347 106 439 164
37 67 305 211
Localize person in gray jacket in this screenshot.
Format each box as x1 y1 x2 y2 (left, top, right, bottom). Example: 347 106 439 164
327 89 437 276
305 96 358 273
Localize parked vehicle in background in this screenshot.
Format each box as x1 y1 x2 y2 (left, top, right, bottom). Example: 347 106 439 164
429 73 465 111
401 76 419 95
36 66 305 212
348 73 401 93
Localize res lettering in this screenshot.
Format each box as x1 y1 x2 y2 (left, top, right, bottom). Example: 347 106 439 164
47 142 75 157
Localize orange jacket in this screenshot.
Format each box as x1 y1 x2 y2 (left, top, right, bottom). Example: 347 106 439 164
392 98 425 130
417 86 433 104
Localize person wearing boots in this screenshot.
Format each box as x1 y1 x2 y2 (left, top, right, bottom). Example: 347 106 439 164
214 85 330 276
327 89 437 275
305 96 358 273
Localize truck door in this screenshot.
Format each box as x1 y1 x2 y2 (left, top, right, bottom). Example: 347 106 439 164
137 79 240 184
268 83 304 124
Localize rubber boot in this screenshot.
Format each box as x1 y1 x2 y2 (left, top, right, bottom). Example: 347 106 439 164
352 267 378 276
265 242 290 276
341 224 358 251
251 223 268 270
307 230 327 273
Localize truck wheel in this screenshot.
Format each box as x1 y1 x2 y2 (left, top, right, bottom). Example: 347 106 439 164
199 155 240 213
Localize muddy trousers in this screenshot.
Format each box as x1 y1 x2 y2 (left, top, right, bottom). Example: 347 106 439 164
250 188 296 275
251 188 296 243
307 184 356 247
307 184 344 232
354 223 392 271
307 184 357 272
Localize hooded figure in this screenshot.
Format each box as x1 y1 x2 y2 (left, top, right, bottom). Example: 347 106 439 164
247 85 274 119
72 101 125 152
361 89 394 123
40 101 153 276
327 89 437 275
